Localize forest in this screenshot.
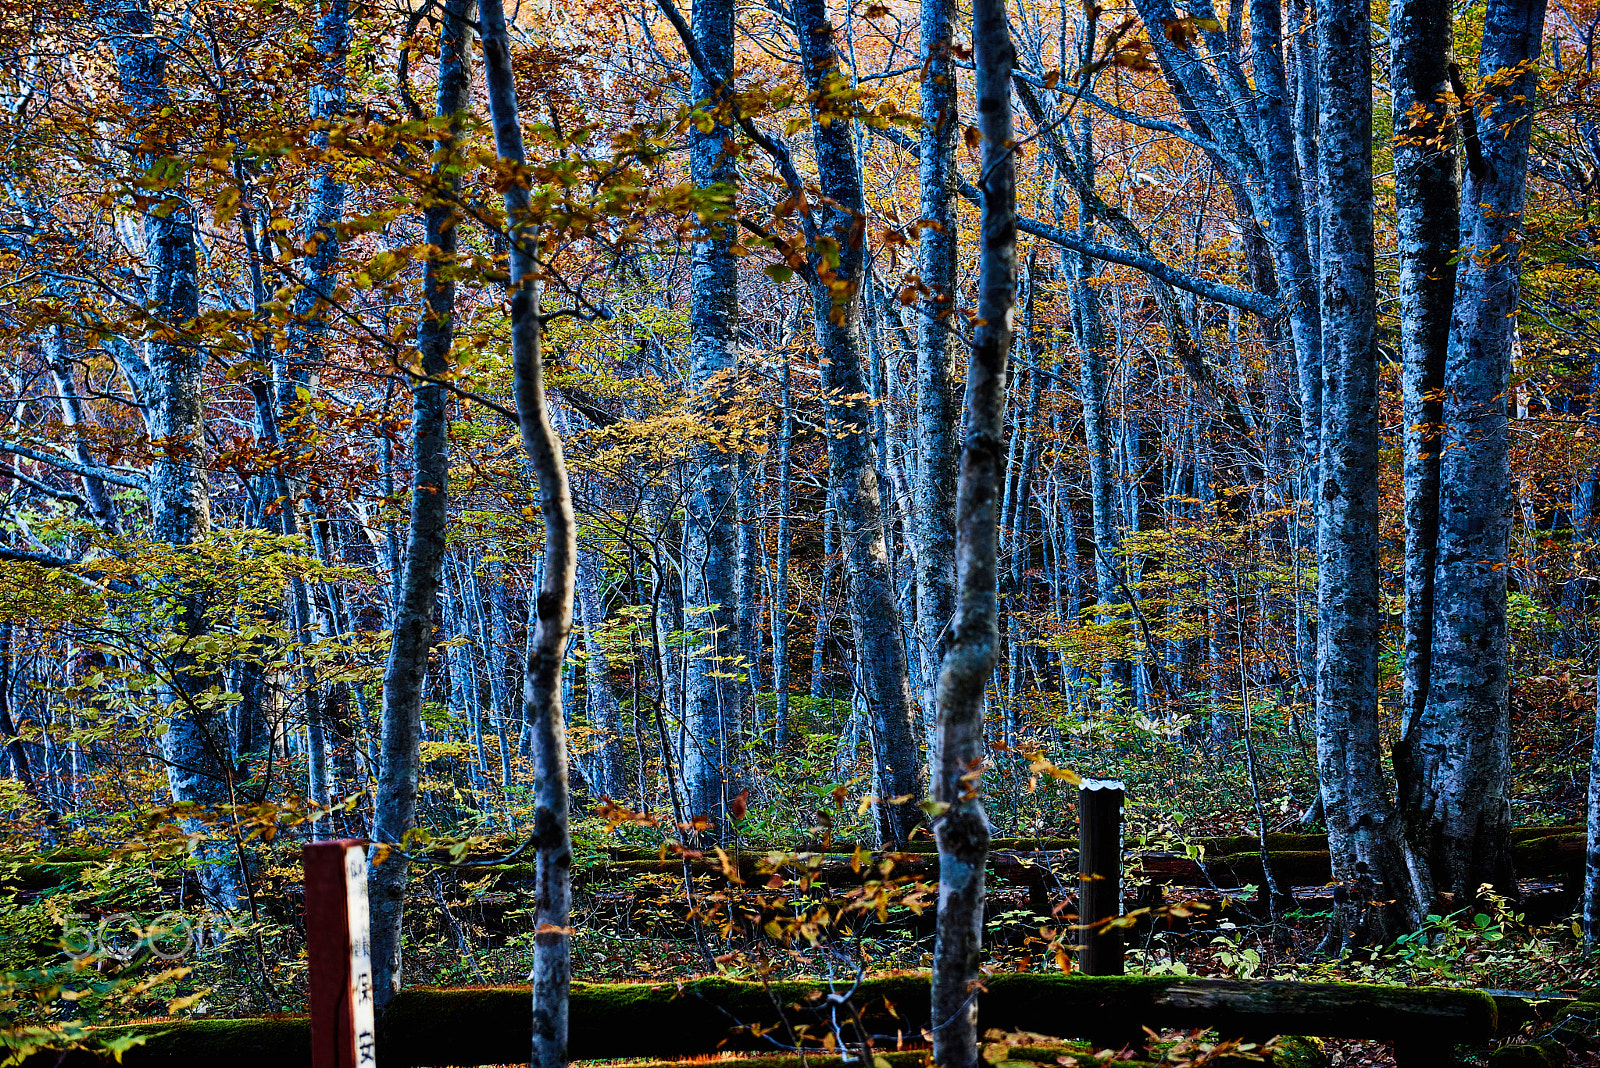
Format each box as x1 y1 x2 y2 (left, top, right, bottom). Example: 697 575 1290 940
0 0 1597 1065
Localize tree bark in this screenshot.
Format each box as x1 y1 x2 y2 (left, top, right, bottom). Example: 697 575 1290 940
578 549 625 799
480 4 578 1065
1388 0 1459 915
932 0 1011 1061
1313 0 1414 941
915 0 959 746
102 0 244 913
795 0 925 843
1406 0 1547 905
368 0 470 1012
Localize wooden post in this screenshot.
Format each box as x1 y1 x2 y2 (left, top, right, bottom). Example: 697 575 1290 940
305 839 377 1068
1077 779 1125 976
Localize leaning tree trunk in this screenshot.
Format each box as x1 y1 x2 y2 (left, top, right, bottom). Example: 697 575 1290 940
480 4 578 1066
368 0 470 1012
102 0 244 913
1314 0 1415 947
1389 0 1459 915
1407 0 1547 905
931 1 1012 1062
794 0 925 844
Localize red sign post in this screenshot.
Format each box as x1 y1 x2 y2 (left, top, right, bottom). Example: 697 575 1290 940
305 839 377 1068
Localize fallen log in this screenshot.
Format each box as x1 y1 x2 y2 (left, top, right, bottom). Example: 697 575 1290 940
26 973 1498 1068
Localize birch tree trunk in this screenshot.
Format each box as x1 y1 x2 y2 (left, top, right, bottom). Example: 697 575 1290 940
795 0 924 842
1407 0 1547 904
480 4 578 1064
931 1 1011 1059
368 0 470 1011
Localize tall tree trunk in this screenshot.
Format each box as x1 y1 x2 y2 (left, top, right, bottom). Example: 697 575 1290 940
102 0 244 912
932 1 1011 1059
1406 0 1547 904
1388 0 1459 914
368 0 470 1011
795 0 925 842
1313 0 1414 943
681 0 743 835
915 0 959 746
481 4 577 1065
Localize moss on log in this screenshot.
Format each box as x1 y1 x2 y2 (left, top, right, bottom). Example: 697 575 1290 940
27 974 1497 1067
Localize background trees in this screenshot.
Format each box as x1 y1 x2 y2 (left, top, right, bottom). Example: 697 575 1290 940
0 0 1592 1011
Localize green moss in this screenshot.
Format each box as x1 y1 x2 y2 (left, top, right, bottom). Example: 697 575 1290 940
22 975 1499 1066
1488 1040 1568 1068
1268 1036 1328 1068
1205 851 1332 887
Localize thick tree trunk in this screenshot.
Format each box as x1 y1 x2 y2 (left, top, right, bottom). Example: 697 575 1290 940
795 0 924 844
1406 0 1546 905
1313 0 1415 942
931 3 1011 1061
102 0 244 913
681 0 743 836
368 0 470 1012
1388 0 1459 914
480 4 578 1065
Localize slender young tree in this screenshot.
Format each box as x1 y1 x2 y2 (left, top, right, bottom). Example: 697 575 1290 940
931 0 1012 1060
481 2 579 1064
915 0 960 741
368 0 471 1011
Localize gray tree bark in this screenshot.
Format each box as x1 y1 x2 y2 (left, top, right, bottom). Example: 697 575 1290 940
681 0 744 836
915 0 959 745
931 0 1011 1059
1388 0 1459 914
480 4 578 1065
368 0 470 1012
1405 0 1547 905
102 0 244 913
772 357 795 748
1313 0 1416 941
578 549 625 799
795 0 924 843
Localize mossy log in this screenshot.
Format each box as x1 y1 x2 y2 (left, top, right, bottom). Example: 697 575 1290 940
30 973 1497 1067
5 830 1585 908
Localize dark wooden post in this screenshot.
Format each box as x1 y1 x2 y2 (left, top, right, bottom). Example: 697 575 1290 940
1077 779 1125 976
305 839 377 1068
